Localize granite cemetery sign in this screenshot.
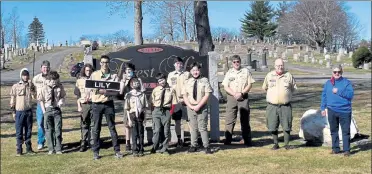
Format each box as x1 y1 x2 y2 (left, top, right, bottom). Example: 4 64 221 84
93 44 209 95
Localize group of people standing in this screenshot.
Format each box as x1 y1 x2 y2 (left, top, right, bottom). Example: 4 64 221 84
10 53 354 159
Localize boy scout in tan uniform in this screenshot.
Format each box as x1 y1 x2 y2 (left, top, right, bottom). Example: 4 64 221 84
262 58 297 150
150 73 178 154
183 62 212 154
222 55 255 146
32 60 50 150
37 71 66 155
119 63 145 152
167 57 190 147
88 55 123 160
75 64 94 152
10 68 36 156
124 78 149 157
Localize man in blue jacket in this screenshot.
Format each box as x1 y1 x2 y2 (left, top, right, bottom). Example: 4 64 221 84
320 65 354 157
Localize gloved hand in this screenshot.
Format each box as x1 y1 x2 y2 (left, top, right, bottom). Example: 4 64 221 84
57 100 64 108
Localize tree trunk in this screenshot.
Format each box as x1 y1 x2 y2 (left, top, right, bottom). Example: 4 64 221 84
194 1 214 56
134 1 143 45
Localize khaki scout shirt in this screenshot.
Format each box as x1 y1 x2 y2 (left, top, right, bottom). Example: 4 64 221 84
120 74 145 93
10 81 36 111
75 77 90 103
124 92 149 113
151 86 178 107
182 77 213 105
222 67 256 93
37 80 66 108
32 73 47 97
90 70 119 103
167 70 191 100
262 71 297 105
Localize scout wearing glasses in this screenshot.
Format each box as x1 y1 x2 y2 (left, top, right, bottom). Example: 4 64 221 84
262 58 297 150
119 62 145 152
222 55 255 146
88 55 123 160
320 65 354 157
74 63 94 152
10 68 37 156
166 56 191 147
124 77 149 157
182 62 213 154
150 73 178 154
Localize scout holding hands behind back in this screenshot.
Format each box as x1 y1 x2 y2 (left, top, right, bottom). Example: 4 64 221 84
150 73 178 155
74 63 94 152
10 68 37 156
182 62 213 154
119 62 145 152
124 77 149 157
37 71 66 155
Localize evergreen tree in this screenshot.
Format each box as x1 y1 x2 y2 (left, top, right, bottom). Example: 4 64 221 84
240 1 277 42
28 17 45 44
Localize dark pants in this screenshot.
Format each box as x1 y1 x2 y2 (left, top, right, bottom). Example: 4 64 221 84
92 101 120 153
152 108 171 151
15 110 33 153
81 103 93 146
44 107 63 152
225 94 251 144
130 112 145 153
328 108 352 152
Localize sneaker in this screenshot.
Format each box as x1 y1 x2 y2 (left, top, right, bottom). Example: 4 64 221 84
271 144 279 150
132 152 139 157
37 144 44 150
203 147 212 154
150 148 156 154
93 152 100 160
115 152 123 159
344 151 351 157
330 150 340 154
188 146 197 153
16 152 22 157
56 151 63 155
284 145 295 150
26 149 36 155
48 151 54 155
138 151 144 157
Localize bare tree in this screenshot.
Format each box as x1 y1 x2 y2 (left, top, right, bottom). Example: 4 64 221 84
6 7 24 49
280 1 348 51
107 1 147 45
0 1 4 49
194 1 214 56
150 2 178 42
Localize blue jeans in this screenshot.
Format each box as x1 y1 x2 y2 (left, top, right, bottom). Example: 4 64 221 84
36 103 45 145
327 108 352 152
15 110 33 153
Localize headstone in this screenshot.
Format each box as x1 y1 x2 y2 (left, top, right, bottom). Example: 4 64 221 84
336 54 342 62
261 50 268 69
349 52 353 58
323 47 327 55
326 60 331 68
274 52 277 58
84 54 93 65
304 55 309 63
4 48 8 61
363 63 369 70
338 48 344 55
193 46 199 52
281 52 287 60
306 45 309 52
234 45 241 51
324 54 330 60
311 57 316 64
299 109 359 145
47 45 52 50
319 60 324 65
268 51 273 58
247 52 252 69
120 42 125 47
207 51 220 142
224 45 230 53
293 54 298 62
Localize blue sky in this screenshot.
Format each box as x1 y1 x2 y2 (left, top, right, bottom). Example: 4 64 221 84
1 1 371 45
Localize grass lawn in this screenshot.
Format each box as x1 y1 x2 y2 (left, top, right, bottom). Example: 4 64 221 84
1 80 371 174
